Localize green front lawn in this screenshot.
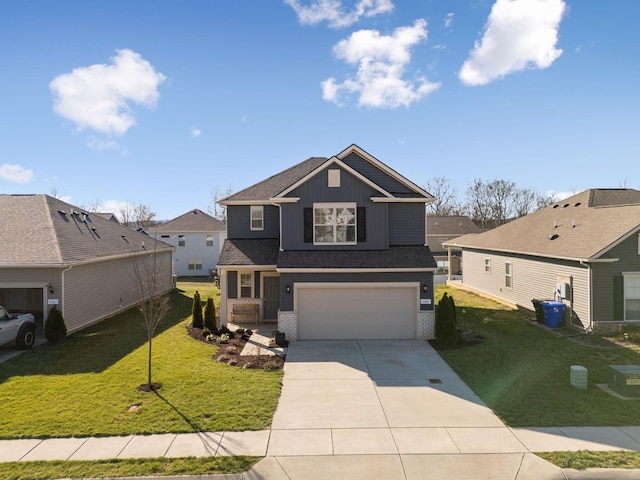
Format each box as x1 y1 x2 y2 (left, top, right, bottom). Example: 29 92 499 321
435 285 640 427
0 280 282 439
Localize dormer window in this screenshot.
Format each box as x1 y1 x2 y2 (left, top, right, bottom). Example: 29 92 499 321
314 203 356 244
250 206 264 231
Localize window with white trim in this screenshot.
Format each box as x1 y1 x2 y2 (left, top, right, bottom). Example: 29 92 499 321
505 262 513 288
188 258 202 270
484 258 491 273
624 274 640 320
178 235 185 246
250 206 263 231
239 273 253 298
206 235 213 246
314 203 356 244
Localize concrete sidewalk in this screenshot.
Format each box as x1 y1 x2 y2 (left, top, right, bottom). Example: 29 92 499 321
1 339 639 479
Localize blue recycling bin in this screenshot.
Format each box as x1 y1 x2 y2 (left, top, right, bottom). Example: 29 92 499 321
541 301 565 328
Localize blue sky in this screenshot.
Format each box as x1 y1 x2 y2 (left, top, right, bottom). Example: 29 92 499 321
1 0 638 220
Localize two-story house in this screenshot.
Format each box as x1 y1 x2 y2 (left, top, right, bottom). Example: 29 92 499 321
152 209 226 277
216 144 437 341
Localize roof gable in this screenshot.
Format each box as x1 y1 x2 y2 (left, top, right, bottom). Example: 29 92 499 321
155 209 226 233
0 194 173 266
444 189 640 261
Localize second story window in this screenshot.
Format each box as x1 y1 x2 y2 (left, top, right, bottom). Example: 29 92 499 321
206 235 213 246
314 203 356 244
250 206 264 231
178 235 185 247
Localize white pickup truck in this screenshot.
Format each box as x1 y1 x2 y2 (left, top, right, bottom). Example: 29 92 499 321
0 305 36 349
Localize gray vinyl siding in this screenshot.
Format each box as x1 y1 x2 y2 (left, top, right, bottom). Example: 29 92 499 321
389 203 426 245
279 271 433 311
461 249 591 328
226 205 279 239
340 152 415 195
592 234 640 322
63 252 173 333
281 166 388 250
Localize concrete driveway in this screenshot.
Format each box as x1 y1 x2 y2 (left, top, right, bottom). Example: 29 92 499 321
250 340 562 480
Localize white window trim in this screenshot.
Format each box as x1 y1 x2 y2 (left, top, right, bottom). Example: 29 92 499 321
250 206 264 231
178 235 185 247
206 234 214 246
505 262 513 289
328 169 340 188
313 202 357 245
484 258 491 273
623 272 640 321
239 272 253 298
188 258 203 270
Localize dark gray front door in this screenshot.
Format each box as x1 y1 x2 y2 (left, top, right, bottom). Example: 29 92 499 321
263 276 280 320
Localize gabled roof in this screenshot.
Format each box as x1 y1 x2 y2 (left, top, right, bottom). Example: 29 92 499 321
154 209 226 233
220 144 433 205
427 215 481 236
443 189 640 262
217 239 279 267
0 194 173 267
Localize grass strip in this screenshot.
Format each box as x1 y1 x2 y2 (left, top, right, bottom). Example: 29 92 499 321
538 451 640 470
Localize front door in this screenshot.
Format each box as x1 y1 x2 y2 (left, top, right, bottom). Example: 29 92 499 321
263 276 280 320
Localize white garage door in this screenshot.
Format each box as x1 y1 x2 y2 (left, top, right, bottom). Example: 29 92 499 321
297 284 417 340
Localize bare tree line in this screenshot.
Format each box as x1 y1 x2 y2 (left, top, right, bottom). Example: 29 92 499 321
425 177 557 229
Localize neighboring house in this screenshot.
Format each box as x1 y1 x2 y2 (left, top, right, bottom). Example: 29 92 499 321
152 209 227 277
0 194 174 335
426 215 481 275
443 189 640 331
217 144 437 341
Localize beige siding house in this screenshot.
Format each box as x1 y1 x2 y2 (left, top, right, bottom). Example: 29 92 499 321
444 189 640 331
0 194 174 335
426 215 481 275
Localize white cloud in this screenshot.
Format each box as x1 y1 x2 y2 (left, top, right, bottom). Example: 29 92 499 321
191 128 202 138
459 0 566 86
284 0 393 28
444 12 454 28
322 19 440 108
0 164 34 183
50 49 167 136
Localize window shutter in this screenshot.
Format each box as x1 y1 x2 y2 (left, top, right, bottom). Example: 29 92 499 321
304 208 313 243
613 274 624 320
357 207 366 242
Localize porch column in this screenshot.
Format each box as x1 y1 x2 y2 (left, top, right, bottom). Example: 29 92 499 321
219 269 228 326
447 247 453 282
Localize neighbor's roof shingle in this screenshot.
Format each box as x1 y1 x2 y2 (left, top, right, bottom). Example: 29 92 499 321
0 194 173 266
444 189 640 261
154 209 226 233
426 216 481 236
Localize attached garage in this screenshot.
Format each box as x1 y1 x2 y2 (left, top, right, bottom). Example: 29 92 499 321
296 283 418 340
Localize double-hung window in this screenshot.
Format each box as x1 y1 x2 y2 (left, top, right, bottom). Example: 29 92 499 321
178 235 185 247
313 203 356 244
206 235 213 246
484 258 491 273
250 206 264 231
505 262 513 289
624 274 640 321
188 258 202 270
239 273 252 298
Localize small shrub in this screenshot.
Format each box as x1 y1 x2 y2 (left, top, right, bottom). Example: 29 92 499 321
236 327 246 335
435 293 458 347
204 297 217 331
44 305 67 343
192 291 203 329
202 328 211 337
218 333 230 345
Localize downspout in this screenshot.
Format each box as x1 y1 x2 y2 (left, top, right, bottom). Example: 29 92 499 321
579 260 593 331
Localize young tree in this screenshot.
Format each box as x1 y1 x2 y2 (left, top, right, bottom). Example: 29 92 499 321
45 305 67 343
131 248 171 392
192 291 203 329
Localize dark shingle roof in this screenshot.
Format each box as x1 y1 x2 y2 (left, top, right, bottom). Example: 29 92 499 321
0 194 173 266
217 239 280 266
221 157 328 203
444 189 640 261
154 209 226 233
277 246 437 269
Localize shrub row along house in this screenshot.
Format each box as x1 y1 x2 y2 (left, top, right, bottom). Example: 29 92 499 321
444 188 640 331
0 194 174 334
216 144 438 341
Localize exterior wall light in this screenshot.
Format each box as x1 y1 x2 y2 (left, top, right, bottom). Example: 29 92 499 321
286 285 291 294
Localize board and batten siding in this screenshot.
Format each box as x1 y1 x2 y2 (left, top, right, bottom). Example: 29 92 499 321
226 205 280 239
281 166 389 250
592 233 640 322
63 252 173 333
461 249 591 328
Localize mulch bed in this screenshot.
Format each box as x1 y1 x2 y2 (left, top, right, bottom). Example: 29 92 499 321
186 324 284 370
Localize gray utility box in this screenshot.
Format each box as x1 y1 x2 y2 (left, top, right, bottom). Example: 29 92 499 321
608 365 640 398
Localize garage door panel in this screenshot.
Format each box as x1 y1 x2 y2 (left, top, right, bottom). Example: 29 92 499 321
297 286 417 340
